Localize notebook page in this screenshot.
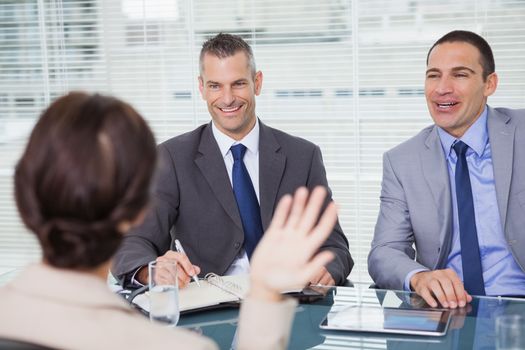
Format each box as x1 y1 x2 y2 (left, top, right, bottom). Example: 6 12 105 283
179 274 250 312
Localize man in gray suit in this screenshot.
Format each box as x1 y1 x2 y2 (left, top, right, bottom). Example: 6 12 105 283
112 33 353 288
369 30 525 308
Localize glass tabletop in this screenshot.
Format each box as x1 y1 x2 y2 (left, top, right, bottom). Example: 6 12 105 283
178 283 525 350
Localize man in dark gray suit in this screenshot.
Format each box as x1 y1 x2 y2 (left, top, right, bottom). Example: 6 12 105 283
369 30 525 308
112 33 353 288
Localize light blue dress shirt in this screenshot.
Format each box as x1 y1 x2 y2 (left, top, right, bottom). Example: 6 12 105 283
437 106 525 296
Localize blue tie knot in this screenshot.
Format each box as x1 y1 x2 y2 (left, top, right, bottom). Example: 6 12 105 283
453 140 469 157
231 144 247 161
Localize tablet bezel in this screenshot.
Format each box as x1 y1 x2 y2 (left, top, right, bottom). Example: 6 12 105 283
319 306 452 337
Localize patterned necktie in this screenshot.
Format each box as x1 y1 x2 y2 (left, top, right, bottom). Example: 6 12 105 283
453 141 486 296
230 144 263 259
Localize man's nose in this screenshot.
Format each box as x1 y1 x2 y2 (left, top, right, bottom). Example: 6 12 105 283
221 87 234 105
435 76 454 95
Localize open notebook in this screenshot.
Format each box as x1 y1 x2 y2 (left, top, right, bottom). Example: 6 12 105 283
132 273 250 314
179 273 250 312
131 273 321 314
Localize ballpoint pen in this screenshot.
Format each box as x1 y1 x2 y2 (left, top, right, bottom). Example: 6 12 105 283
174 239 201 286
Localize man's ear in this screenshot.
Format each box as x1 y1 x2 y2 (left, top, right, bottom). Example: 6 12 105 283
254 71 263 96
484 72 498 97
198 76 205 99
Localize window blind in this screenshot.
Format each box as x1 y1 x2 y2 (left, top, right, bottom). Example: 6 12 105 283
1 0 524 283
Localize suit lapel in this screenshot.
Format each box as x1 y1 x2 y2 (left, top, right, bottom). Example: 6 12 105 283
194 124 243 231
420 126 453 267
258 122 286 231
487 106 515 229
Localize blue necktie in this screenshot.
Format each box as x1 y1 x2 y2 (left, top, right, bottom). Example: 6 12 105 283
453 141 486 296
230 144 263 259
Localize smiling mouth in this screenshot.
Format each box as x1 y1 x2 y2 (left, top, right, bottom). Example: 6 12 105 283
436 102 459 109
219 106 242 113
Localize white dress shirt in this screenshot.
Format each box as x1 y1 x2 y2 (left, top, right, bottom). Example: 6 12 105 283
211 119 260 275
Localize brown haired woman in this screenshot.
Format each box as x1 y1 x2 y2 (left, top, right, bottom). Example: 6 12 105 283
0 92 337 350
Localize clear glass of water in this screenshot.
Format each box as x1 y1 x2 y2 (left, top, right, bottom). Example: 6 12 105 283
148 260 179 327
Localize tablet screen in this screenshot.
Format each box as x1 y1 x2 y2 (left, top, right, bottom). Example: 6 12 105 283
320 305 451 336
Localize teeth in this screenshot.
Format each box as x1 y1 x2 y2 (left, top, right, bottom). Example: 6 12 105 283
220 106 241 112
437 102 457 108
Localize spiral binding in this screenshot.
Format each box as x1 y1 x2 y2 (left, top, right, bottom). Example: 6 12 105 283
204 273 244 299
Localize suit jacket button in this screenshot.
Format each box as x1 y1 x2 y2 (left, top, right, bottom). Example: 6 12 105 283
234 242 241 249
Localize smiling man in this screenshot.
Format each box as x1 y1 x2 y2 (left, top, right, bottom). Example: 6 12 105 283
112 33 353 288
368 30 525 307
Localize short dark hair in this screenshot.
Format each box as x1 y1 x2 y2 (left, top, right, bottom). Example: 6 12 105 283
15 92 157 269
426 30 495 81
199 33 256 76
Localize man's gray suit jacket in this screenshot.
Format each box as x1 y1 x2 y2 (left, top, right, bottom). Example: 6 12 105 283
113 121 353 286
368 106 525 291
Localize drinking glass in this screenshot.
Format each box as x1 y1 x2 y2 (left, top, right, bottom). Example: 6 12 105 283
148 260 179 327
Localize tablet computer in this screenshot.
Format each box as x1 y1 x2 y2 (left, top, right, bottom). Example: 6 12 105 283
319 305 451 336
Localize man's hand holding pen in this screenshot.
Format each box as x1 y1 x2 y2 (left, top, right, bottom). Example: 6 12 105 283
174 239 201 286
136 248 201 289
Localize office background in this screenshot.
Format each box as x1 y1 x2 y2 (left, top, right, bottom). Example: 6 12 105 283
1 0 524 283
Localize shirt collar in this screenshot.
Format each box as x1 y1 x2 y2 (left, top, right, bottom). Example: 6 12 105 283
437 105 488 158
212 118 260 158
